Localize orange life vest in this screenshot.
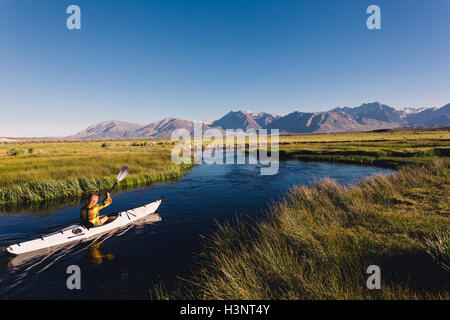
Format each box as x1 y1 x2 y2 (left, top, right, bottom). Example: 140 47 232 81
80 197 112 226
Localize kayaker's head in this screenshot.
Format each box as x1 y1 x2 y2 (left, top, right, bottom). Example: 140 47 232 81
89 193 99 205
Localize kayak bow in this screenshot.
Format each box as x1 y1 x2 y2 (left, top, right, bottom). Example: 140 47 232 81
6 197 163 256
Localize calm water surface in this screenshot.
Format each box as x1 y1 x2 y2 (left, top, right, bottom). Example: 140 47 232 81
0 160 393 299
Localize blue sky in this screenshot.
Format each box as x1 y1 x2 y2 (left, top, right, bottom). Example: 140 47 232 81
1 0 449 136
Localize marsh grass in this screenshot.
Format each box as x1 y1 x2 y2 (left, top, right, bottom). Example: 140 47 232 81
278 129 450 169
0 140 191 205
155 161 449 299
425 231 450 272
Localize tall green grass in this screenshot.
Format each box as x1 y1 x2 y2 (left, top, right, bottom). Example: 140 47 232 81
155 161 449 299
279 132 450 169
0 140 191 205
0 170 187 204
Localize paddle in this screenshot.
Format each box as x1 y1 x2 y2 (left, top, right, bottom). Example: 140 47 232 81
107 165 130 194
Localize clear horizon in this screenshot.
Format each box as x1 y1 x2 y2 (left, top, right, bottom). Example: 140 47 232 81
1 0 449 137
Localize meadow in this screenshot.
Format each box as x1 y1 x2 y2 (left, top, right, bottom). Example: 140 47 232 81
0 140 191 205
278 128 450 168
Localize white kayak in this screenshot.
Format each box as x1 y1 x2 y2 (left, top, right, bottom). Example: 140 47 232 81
6 197 163 255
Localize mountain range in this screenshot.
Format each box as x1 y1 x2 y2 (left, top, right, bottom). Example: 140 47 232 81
70 102 450 139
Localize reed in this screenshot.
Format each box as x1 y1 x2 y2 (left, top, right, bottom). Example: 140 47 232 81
0 140 191 205
155 160 450 299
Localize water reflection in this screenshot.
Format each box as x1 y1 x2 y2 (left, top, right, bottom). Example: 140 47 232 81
89 243 115 266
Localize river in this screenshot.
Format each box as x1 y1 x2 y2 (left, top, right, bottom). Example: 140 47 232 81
0 160 393 299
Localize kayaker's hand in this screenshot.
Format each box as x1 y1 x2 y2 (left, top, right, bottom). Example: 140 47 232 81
106 192 111 199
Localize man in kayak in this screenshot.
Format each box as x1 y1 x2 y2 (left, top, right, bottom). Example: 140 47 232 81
80 192 112 227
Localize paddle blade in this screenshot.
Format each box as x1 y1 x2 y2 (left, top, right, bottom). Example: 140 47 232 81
117 166 130 182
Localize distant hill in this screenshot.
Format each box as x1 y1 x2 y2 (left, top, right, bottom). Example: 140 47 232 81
68 102 450 139
70 120 144 140
267 110 398 133
332 102 404 123
404 103 450 127
136 118 195 138
210 111 279 131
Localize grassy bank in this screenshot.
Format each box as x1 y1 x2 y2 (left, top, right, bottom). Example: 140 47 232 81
155 160 449 299
0 140 191 205
278 128 450 168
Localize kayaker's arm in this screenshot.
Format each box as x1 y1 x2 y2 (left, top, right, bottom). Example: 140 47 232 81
98 192 112 210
